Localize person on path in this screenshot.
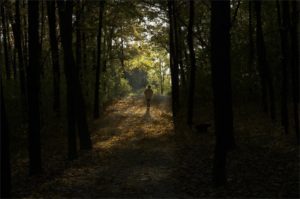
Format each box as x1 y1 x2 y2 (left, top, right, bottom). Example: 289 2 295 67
144 85 153 110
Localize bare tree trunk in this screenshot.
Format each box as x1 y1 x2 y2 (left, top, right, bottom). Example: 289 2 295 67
94 0 105 119
22 0 28 70
1 4 11 79
291 1 299 144
248 1 254 72
7 11 17 80
76 1 82 75
40 0 45 76
58 0 92 155
187 0 196 126
27 0 42 175
58 1 78 160
47 1 61 114
276 1 290 134
211 0 235 186
1 79 11 198
168 0 179 119
15 0 26 96
255 1 276 122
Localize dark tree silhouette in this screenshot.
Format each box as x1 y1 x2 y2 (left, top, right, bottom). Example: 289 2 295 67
39 0 45 76
14 0 26 96
255 1 276 122
58 1 78 159
248 1 254 71
1 3 11 79
276 1 290 134
94 0 105 119
168 0 179 119
58 1 92 159
27 0 42 175
76 1 82 74
1 80 11 198
187 0 196 126
47 1 61 114
291 1 299 144
173 3 186 90
211 0 235 186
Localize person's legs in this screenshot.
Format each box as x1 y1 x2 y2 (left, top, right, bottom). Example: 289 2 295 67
147 99 150 108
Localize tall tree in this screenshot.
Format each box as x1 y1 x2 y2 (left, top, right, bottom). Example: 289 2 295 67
76 1 82 74
58 0 92 159
15 0 26 96
1 3 11 79
255 1 276 121
47 1 61 114
27 0 42 175
40 0 45 76
211 0 235 186
1 79 11 198
94 0 105 119
58 0 78 159
187 0 196 126
248 1 254 71
276 1 290 134
290 1 299 144
168 0 180 119
7 10 17 80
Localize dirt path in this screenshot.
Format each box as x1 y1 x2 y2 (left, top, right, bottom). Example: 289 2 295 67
33 95 177 198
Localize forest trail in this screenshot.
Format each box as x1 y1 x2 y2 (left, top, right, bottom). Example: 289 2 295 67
32 95 178 197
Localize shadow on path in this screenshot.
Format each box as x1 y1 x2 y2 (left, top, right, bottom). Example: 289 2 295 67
31 95 177 198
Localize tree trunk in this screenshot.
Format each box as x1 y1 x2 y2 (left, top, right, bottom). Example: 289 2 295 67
276 1 290 134
58 1 78 160
82 32 87 70
174 5 186 91
187 0 196 126
7 11 17 80
22 0 28 70
1 79 11 198
58 0 92 155
93 0 105 119
255 1 276 122
168 0 179 119
46 1 61 114
1 4 11 80
76 1 82 75
211 0 235 186
40 0 45 76
290 1 299 144
27 0 42 175
248 1 254 72
15 0 26 96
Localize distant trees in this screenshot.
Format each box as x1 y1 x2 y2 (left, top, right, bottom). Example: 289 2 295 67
210 0 235 185
1 0 299 195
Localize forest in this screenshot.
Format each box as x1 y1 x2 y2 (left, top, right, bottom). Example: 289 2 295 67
0 0 299 198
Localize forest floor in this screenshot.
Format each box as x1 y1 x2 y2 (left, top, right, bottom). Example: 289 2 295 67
13 95 178 198
11 95 299 198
